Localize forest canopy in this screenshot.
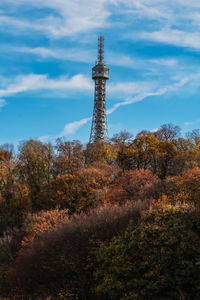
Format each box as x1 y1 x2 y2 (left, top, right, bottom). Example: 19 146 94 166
0 124 200 299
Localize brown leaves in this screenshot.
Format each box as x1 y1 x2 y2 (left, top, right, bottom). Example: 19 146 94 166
105 169 161 205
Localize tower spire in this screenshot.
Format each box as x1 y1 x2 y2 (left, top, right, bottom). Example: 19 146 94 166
89 35 109 143
98 34 104 64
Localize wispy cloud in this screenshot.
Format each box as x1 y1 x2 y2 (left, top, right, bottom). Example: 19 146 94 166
17 47 179 71
148 58 178 68
37 135 50 142
108 81 156 96
57 72 199 137
56 92 156 137
0 0 111 38
57 91 159 137
17 47 94 63
38 117 92 142
119 1 200 50
0 74 92 98
61 72 200 136
184 121 194 126
150 128 159 133
184 120 200 126
136 27 200 49
0 15 37 31
61 117 92 135
107 73 199 115
116 0 171 21
1 0 200 51
119 0 200 22
0 98 6 108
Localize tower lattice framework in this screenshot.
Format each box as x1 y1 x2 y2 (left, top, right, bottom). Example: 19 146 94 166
89 35 109 143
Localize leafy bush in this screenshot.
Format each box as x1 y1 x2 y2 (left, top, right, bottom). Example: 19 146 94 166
48 165 114 213
166 167 200 206
11 201 149 299
21 208 70 248
105 169 162 204
94 204 200 300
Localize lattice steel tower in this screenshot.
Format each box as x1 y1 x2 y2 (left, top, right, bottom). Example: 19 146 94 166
89 35 109 143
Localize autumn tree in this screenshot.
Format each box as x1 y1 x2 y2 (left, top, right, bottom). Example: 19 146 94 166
54 139 84 175
169 138 196 175
84 141 117 165
136 130 153 137
154 123 181 141
166 167 200 206
94 205 200 300
116 135 174 177
111 130 133 144
186 129 200 146
0 146 31 232
17 140 54 211
0 146 15 202
11 202 148 299
49 165 112 213
105 169 161 205
131 135 159 171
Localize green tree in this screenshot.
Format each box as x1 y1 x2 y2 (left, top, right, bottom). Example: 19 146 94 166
94 205 200 300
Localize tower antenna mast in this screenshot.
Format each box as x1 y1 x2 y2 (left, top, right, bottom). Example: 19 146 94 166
89 35 109 143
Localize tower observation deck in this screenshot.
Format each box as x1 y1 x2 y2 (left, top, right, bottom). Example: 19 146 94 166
89 35 109 143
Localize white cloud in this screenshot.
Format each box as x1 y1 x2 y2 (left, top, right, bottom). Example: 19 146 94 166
61 117 92 135
17 47 94 63
148 58 177 68
17 47 179 72
106 51 180 72
57 90 161 137
0 15 33 30
115 1 200 50
116 0 171 21
184 120 200 126
107 72 200 116
106 91 161 115
184 121 194 126
150 128 159 133
1 0 200 49
108 54 139 68
0 99 6 108
58 72 199 137
108 81 156 96
0 73 92 98
118 0 200 21
37 135 50 142
0 0 112 37
137 27 200 50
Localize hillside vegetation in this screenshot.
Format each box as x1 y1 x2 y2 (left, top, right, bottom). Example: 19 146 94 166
0 124 200 299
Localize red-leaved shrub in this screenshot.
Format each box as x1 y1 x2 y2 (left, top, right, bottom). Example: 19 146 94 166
12 200 150 299
105 169 162 204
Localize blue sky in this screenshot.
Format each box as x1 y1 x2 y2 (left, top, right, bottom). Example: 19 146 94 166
0 0 200 147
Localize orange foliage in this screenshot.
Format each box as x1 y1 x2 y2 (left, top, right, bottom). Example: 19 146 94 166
172 167 200 205
105 169 161 204
49 165 113 212
21 208 69 248
13 201 150 298
152 194 168 207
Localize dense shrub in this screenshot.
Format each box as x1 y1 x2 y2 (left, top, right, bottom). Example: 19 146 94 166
166 167 200 206
94 204 200 300
0 243 13 295
105 169 162 204
48 165 113 213
11 201 149 299
21 208 70 248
